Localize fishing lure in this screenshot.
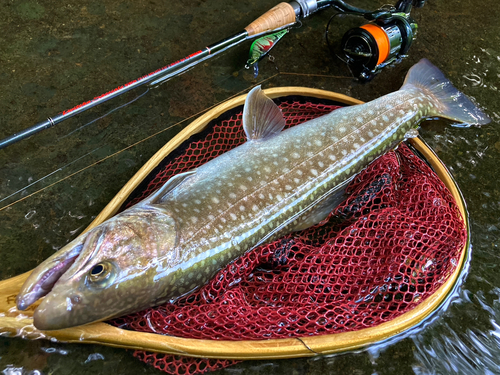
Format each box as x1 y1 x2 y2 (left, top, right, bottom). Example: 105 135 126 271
246 29 288 77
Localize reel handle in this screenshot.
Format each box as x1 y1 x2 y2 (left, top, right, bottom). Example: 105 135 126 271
245 2 297 36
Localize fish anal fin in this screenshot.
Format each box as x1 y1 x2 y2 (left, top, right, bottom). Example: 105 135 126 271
243 86 286 141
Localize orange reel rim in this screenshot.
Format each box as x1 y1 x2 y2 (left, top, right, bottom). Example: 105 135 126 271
361 24 390 66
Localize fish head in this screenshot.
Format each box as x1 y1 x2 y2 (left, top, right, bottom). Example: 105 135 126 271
17 207 178 330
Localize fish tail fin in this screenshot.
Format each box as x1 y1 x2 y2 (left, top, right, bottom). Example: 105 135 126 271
401 58 491 126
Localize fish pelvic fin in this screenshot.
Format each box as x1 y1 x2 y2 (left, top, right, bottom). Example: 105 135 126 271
243 86 286 141
402 58 491 126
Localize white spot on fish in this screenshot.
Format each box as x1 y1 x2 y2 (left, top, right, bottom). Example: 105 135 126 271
259 193 265 199
230 213 237 220
264 166 271 173
239 185 247 191
285 185 292 190
247 176 253 181
328 154 336 161
252 205 258 212
311 169 318 176
314 139 322 146
194 199 201 204
239 205 245 211
356 116 363 123
229 193 237 199
296 170 303 176
293 178 300 183
292 152 300 159
276 194 282 200
212 197 219 204
306 152 314 158
382 115 389 122
208 215 215 220
318 161 324 168
341 150 347 156
339 127 346 132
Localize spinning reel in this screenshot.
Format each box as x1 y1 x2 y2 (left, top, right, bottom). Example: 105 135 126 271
327 0 426 81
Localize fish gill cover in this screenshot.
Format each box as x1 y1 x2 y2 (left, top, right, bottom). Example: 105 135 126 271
109 98 466 374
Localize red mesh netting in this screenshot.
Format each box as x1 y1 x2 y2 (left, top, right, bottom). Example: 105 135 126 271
110 98 466 374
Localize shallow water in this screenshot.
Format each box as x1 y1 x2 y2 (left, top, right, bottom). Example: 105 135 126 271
1 0 499 374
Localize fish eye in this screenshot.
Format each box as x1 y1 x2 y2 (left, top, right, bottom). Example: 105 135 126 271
87 262 114 286
90 264 104 276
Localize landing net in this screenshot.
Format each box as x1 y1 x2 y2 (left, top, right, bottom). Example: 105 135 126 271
110 97 466 374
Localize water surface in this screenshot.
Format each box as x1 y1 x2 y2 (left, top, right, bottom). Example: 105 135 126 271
1 0 499 373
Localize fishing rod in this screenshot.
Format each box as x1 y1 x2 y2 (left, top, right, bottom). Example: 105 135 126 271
0 0 425 149
0 1 310 150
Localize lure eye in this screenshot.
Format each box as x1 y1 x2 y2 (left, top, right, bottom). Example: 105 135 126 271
87 262 114 286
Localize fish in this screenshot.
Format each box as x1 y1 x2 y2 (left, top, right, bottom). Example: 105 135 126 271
16 59 490 330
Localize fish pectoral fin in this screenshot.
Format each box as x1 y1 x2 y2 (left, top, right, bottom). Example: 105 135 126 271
243 85 286 141
291 178 352 232
144 169 197 205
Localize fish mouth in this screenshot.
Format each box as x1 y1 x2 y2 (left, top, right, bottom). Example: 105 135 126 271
33 291 85 330
16 237 86 311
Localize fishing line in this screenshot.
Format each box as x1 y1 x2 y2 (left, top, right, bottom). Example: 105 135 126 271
60 88 151 139
280 72 351 79
0 89 150 205
0 74 280 212
0 147 102 206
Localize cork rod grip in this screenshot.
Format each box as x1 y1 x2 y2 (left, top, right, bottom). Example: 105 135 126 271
245 2 297 36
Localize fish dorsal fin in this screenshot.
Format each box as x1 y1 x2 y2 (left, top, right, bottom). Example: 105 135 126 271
144 169 197 205
243 85 286 141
